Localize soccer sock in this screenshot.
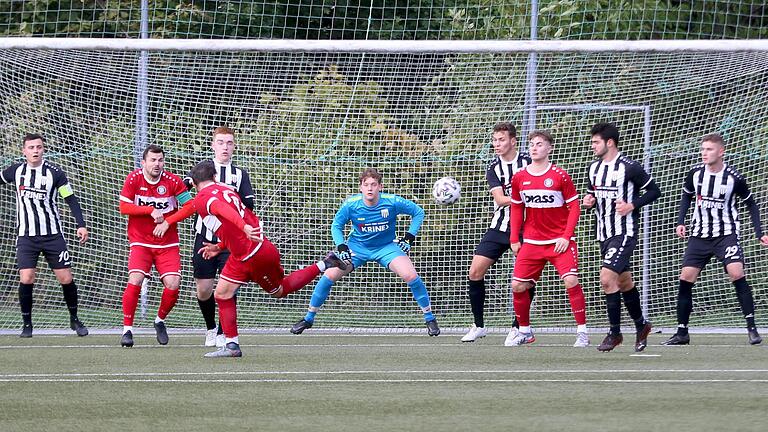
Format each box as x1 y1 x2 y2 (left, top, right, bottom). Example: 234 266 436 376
280 263 321 297
218 295 236 335
197 295 217 330
733 277 757 329
467 279 485 328
157 287 180 321
61 282 79 318
407 277 435 322
122 282 141 327
605 292 622 335
621 287 647 329
305 276 334 322
677 280 694 334
512 289 531 327
215 296 238 338
18 283 33 326
567 284 587 325
514 286 536 328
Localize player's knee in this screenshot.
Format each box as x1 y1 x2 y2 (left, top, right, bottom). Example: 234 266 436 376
511 280 530 293
401 272 419 283
468 265 487 281
563 275 579 289
19 274 35 284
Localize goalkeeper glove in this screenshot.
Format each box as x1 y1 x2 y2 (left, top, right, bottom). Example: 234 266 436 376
336 244 352 264
397 233 416 254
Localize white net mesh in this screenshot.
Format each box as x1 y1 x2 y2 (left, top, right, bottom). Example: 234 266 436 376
0 48 767 330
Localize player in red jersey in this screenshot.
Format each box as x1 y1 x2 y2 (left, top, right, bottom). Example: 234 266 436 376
118 144 197 348
506 130 589 347
189 160 347 358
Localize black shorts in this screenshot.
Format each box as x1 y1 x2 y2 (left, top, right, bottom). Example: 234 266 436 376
599 235 637 274
16 234 71 270
192 235 231 279
473 228 511 261
682 234 744 269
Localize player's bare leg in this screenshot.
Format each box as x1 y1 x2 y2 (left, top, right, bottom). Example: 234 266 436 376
206 279 242 358
390 256 439 336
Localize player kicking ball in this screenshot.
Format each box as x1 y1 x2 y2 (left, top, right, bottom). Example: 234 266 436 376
189 160 347 357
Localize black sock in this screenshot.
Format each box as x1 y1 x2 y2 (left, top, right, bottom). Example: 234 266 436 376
677 280 694 335
606 292 622 335
61 282 79 318
468 279 486 328
19 283 33 326
733 277 757 329
197 295 217 330
621 287 646 330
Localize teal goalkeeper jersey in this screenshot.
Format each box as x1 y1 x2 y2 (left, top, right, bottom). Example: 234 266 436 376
331 193 425 249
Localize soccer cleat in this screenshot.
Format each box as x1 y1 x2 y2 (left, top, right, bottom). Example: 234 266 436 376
661 332 690 345
573 331 591 348
748 328 763 345
19 323 33 338
290 318 313 334
504 327 520 346
322 251 348 271
70 317 89 337
204 341 242 358
120 330 134 348
505 330 535 346
204 328 218 347
461 324 487 342
634 321 652 352
154 321 169 345
597 333 622 352
426 319 440 336
216 333 226 348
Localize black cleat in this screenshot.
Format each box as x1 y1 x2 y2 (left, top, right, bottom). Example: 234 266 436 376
634 321 652 352
661 332 690 345
204 341 242 358
19 323 33 338
154 321 169 345
748 328 763 345
597 332 623 352
322 251 348 271
426 319 440 336
290 318 313 334
121 330 134 348
70 317 89 337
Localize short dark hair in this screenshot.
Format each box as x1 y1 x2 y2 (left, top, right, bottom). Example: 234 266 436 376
528 129 553 144
590 123 620 147
142 144 164 160
492 122 517 138
190 160 216 185
359 167 383 184
702 133 725 147
22 133 45 147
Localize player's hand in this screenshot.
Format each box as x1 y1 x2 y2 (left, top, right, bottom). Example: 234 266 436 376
397 233 416 254
337 244 353 265
615 199 635 216
198 242 221 259
153 221 170 238
76 227 89 244
150 208 165 224
582 194 596 209
759 235 768 247
510 242 521 256
243 224 263 243
553 238 569 254
676 224 686 239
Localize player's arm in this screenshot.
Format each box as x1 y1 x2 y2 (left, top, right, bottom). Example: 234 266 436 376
555 173 580 253
734 177 766 242
486 165 511 207
508 176 524 254
206 197 262 242
55 171 88 244
582 166 596 209
119 174 154 216
331 201 353 262
238 170 256 210
675 170 696 238
0 164 19 185
153 188 195 237
620 166 661 216
394 196 425 253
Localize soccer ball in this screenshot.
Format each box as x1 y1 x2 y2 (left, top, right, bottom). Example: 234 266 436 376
432 177 461 205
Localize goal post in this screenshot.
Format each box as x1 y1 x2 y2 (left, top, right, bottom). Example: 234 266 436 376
1 38 767 332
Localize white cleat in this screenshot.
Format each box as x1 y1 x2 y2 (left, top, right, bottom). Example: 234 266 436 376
504 327 519 346
215 333 226 348
461 324 487 342
505 330 535 346
204 328 218 347
573 331 590 347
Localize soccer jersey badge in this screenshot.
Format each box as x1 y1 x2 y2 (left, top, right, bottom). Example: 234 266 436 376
381 209 389 218
157 185 167 195
544 178 554 188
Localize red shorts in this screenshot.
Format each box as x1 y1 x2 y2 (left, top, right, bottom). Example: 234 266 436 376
513 241 579 283
220 239 285 295
128 245 181 279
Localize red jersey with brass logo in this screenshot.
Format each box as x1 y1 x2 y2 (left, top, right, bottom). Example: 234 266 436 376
120 169 188 247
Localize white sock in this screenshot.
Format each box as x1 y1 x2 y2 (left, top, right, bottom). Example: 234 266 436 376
577 324 587 333
225 336 239 345
123 325 133 334
154 316 164 324
519 325 531 334
316 261 326 272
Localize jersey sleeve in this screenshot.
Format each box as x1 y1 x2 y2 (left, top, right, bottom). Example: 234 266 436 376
238 169 256 210
509 173 523 205
174 180 193 206
734 175 752 201
585 163 595 194
0 163 19 185
120 173 137 204
331 200 352 246
395 195 425 236
486 161 502 191
52 169 76 199
682 168 695 196
561 171 579 203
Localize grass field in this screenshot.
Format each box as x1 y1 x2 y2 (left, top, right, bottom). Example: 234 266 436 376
1 331 767 432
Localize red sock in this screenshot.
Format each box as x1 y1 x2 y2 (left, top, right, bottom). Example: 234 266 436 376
279 264 321 297
567 284 587 325
122 282 141 326
513 289 532 326
216 296 238 338
157 287 179 320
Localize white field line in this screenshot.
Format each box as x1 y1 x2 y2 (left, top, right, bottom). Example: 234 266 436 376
0 342 761 349
1 378 767 383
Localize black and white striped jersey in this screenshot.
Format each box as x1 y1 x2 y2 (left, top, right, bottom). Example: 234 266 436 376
486 152 531 232
586 153 655 241
1 160 74 237
681 162 751 238
186 159 255 242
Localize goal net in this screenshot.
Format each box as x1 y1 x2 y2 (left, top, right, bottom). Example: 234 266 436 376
0 40 767 332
